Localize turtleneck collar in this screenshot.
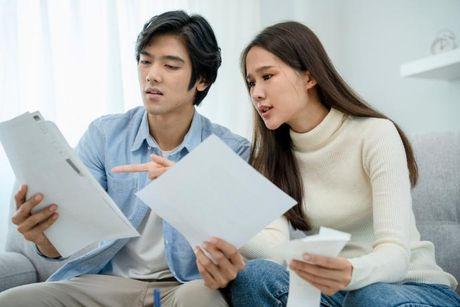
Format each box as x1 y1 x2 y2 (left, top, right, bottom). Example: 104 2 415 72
290 108 346 152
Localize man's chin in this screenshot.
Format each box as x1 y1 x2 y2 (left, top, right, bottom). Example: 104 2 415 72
143 103 167 115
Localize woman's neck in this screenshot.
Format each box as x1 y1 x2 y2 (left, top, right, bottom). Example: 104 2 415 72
288 91 329 133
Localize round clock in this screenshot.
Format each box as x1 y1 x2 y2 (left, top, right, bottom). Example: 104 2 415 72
430 30 457 55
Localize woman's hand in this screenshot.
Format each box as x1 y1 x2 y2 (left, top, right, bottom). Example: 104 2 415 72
112 154 175 180
289 253 353 296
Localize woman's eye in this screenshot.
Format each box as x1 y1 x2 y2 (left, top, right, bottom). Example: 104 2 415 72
247 81 255 88
263 74 273 81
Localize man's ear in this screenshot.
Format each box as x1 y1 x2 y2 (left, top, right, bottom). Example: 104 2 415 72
304 71 317 90
196 78 209 92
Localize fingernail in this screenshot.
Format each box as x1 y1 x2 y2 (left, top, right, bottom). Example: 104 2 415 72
209 237 218 244
35 194 42 201
303 254 311 261
52 213 58 220
49 205 57 212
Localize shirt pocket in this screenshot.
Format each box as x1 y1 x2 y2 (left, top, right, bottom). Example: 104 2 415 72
106 174 139 209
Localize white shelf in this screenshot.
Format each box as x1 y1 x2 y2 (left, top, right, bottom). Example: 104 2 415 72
400 48 460 80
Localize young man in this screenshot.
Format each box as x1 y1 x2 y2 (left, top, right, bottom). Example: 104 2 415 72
0 11 289 306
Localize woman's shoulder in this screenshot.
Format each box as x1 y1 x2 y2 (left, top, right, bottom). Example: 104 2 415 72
343 115 404 157
346 115 406 166
348 115 398 139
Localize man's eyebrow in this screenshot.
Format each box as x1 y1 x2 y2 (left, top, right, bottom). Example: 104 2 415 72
160 55 185 64
139 51 185 64
140 50 151 57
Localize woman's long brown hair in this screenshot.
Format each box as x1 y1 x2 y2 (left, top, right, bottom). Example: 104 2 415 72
241 22 418 231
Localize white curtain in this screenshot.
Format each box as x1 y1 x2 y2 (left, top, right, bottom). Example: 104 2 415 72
0 0 261 250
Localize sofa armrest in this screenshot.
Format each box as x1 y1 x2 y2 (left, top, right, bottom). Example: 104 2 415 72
0 252 37 292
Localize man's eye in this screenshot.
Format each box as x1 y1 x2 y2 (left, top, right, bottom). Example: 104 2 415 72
263 74 273 81
140 60 150 65
165 64 179 70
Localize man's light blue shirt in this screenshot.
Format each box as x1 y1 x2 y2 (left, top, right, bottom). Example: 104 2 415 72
47 106 250 282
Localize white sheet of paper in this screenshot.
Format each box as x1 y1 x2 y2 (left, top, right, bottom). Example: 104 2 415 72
0 112 139 257
273 227 350 307
136 134 297 250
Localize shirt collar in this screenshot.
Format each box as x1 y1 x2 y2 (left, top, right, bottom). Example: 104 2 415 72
130 110 151 152
130 109 203 154
180 110 203 153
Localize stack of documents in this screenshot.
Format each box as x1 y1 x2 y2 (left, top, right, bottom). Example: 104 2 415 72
0 112 139 257
136 135 297 250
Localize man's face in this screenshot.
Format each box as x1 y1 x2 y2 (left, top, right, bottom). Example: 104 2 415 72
138 34 205 116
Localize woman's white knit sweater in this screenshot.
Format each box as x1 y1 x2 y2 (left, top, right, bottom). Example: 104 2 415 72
289 108 457 290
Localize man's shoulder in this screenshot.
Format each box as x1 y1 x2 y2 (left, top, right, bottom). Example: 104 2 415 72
88 106 144 136
199 113 250 154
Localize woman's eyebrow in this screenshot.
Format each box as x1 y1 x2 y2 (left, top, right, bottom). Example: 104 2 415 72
246 65 274 79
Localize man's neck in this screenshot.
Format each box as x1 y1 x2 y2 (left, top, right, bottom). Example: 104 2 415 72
147 105 195 151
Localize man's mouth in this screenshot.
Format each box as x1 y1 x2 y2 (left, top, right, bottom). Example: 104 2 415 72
145 88 164 96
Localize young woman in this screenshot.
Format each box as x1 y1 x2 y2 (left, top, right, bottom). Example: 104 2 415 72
227 21 460 307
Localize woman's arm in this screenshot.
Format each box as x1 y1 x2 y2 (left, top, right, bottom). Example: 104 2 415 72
345 119 412 290
239 216 290 263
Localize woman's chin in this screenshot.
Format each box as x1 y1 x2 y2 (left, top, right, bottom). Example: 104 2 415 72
263 120 282 131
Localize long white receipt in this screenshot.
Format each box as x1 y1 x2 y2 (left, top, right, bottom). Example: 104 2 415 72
273 227 351 307
0 112 139 257
136 134 297 250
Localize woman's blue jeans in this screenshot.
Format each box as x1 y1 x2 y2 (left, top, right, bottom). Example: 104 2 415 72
226 259 460 307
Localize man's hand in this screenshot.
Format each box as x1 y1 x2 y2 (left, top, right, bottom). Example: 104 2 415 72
111 154 175 180
12 184 61 258
195 237 245 289
289 253 353 296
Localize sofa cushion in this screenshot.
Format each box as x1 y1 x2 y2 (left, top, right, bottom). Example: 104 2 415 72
410 132 460 293
0 252 36 292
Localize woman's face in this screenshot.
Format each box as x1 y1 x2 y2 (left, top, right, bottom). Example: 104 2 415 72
245 46 316 131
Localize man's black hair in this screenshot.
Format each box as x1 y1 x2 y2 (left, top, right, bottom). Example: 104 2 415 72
136 10 221 106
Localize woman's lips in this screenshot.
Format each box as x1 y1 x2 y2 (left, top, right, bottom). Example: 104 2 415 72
258 105 273 118
261 108 272 119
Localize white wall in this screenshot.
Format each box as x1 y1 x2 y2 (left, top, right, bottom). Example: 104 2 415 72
261 0 460 134
339 0 460 134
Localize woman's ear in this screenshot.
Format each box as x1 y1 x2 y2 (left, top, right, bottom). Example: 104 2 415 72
304 71 317 90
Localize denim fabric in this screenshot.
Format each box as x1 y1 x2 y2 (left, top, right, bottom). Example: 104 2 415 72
229 259 460 307
227 259 289 307
45 106 250 282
